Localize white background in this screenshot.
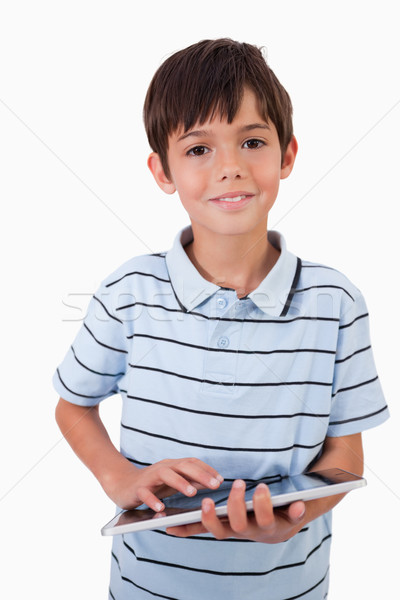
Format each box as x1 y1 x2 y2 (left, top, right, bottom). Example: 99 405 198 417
1 1 399 597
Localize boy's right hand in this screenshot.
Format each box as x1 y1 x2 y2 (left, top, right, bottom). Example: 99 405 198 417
102 457 224 512
54 399 222 512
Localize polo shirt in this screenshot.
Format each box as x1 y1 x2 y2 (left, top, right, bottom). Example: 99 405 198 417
53 226 388 600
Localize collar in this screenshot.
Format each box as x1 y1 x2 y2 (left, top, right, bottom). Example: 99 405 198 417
165 226 301 317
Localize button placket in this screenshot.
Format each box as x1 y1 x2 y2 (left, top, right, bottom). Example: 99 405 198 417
202 299 244 394
217 335 230 348
216 297 227 309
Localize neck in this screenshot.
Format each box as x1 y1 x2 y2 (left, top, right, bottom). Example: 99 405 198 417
184 227 280 298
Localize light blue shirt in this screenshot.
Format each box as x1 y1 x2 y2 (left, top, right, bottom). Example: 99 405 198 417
53 227 388 600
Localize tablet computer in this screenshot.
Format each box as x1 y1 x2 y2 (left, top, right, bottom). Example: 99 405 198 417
101 468 366 536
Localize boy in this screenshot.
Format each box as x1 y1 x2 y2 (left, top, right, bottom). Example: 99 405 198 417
54 39 388 599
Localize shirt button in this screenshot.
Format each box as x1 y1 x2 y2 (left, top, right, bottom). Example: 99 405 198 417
216 297 227 309
217 336 230 348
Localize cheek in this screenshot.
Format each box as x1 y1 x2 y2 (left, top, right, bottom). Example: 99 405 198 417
253 154 281 178
173 178 203 213
258 170 281 193
175 170 206 197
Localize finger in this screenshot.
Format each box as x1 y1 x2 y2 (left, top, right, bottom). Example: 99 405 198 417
166 522 208 537
274 501 306 528
189 458 224 481
174 460 224 490
252 483 275 529
135 487 165 512
226 479 248 533
136 469 200 510
287 501 306 523
152 467 200 497
201 498 231 540
190 459 224 482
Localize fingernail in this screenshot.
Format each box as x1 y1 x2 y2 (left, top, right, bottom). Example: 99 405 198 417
155 502 164 512
233 479 246 490
298 507 306 520
255 483 268 493
186 485 196 495
209 477 220 488
292 504 306 521
202 499 212 513
216 474 224 483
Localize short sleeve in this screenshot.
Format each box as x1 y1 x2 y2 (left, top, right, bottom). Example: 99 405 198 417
53 282 129 406
328 290 389 436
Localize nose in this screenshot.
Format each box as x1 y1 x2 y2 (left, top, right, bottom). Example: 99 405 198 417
215 148 245 181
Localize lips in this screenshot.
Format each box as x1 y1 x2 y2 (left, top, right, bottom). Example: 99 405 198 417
214 195 247 203
208 192 254 210
209 191 254 202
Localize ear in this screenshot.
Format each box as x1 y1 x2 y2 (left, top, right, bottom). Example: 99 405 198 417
147 152 176 194
280 135 298 180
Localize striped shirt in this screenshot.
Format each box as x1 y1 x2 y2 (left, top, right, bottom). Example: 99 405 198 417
53 226 388 600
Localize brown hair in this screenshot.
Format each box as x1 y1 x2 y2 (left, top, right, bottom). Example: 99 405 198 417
143 38 293 180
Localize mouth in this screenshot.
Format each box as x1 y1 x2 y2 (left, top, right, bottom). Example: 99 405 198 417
208 192 254 210
209 192 254 202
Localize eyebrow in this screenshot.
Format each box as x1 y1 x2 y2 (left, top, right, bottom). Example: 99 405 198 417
177 122 270 142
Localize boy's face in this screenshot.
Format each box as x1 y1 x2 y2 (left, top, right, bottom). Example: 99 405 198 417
148 88 297 243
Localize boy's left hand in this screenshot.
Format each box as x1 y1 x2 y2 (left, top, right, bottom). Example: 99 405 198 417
166 479 306 544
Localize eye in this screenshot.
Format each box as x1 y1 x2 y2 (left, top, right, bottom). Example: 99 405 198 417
243 138 265 150
186 145 210 156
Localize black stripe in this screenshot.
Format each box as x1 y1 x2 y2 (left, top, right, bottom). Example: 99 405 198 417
71 346 125 377
221 475 283 484
121 577 178 600
122 533 331 577
112 552 178 599
329 405 388 426
105 270 170 288
116 300 339 324
339 313 368 329
129 333 336 357
152 528 256 542
334 345 371 364
93 295 123 323
151 525 309 541
283 567 329 600
197 482 270 509
116 301 186 313
166 267 189 313
109 552 179 600
84 323 128 354
332 375 378 397
109 587 116 600
127 394 330 420
128 364 332 388
280 257 302 317
56 368 113 399
294 284 354 301
124 457 283 484
121 423 324 453
126 456 152 467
